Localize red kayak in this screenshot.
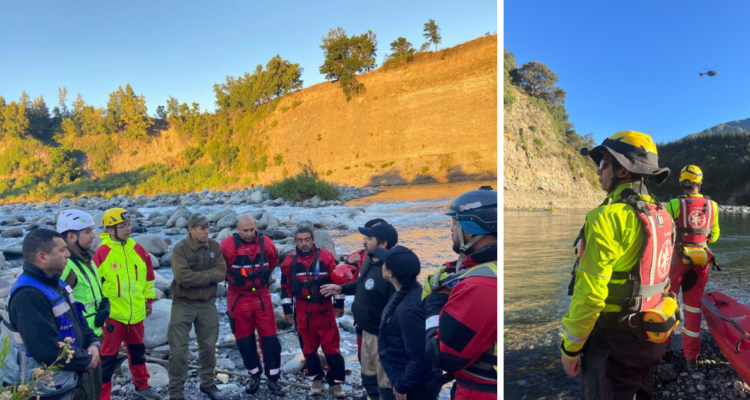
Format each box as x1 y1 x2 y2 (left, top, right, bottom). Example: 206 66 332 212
701 291 750 384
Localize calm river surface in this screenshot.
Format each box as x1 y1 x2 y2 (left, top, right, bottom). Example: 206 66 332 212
504 209 750 399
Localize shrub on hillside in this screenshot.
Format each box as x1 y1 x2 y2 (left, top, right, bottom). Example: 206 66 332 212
182 146 204 166
48 147 81 186
207 140 239 169
266 163 341 201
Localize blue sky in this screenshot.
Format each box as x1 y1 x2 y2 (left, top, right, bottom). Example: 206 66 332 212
504 1 750 144
0 1 496 115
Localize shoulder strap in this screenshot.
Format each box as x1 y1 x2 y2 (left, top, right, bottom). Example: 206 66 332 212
70 257 103 303
258 234 266 267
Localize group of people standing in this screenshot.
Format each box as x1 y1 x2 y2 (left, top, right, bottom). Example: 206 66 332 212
0 186 498 400
561 130 720 399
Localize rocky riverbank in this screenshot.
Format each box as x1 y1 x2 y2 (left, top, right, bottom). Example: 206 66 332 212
505 324 750 400
719 205 750 214
0 184 387 399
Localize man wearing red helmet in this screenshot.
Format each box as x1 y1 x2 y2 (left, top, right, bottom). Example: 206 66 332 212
321 220 398 400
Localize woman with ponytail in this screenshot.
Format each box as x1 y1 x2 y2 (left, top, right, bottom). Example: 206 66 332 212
374 246 440 400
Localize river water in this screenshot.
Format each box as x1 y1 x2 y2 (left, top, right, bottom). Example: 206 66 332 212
504 209 750 399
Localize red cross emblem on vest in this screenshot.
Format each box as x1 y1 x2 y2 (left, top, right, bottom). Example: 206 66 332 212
688 210 706 228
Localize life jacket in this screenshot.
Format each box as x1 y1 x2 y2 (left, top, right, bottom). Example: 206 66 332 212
290 249 331 303
62 256 104 336
427 262 498 387
226 233 272 292
0 274 85 396
676 195 715 247
568 189 675 315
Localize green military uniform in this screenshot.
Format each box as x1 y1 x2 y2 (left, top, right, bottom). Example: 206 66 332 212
168 213 227 399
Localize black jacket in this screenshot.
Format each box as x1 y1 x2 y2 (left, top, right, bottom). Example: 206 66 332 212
341 256 395 335
9 262 99 374
378 285 437 394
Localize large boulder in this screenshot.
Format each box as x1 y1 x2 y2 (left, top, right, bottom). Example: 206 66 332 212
148 253 160 270
255 213 269 230
250 191 264 202
1 247 22 259
1 228 23 238
275 308 292 330
153 271 170 286
267 216 281 230
165 208 189 229
216 228 232 242
143 307 171 348
259 230 287 241
150 216 168 226
210 209 236 224
216 215 238 229
0 278 11 298
133 235 169 257
314 229 338 260
175 218 188 229
281 353 306 375
159 251 172 268
121 363 169 387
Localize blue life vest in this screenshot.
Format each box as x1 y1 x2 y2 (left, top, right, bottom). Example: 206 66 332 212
0 273 85 395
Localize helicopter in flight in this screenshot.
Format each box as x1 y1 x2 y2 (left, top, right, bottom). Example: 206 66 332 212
699 65 720 77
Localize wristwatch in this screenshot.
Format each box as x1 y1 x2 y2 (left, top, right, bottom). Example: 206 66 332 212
90 341 102 351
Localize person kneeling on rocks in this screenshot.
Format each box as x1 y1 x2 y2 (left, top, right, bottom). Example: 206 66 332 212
220 215 285 397
281 225 346 398
167 213 227 400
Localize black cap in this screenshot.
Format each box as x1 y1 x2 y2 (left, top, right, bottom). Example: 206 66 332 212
358 222 398 247
373 245 421 279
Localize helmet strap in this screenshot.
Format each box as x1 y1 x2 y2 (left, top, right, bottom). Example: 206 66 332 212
455 224 484 271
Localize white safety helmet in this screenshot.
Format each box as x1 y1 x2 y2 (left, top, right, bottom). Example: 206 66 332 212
56 209 95 234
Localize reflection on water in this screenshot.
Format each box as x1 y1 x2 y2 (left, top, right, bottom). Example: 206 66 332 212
504 208 750 398
503 210 587 345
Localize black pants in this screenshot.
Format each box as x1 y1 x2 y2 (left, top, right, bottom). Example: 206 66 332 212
580 325 664 400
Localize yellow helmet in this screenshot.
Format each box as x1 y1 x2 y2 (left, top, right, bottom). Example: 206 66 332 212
680 165 703 183
103 208 131 228
580 130 670 184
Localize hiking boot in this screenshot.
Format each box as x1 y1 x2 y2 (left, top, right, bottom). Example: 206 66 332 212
134 387 162 400
200 385 224 400
686 358 698 369
330 384 346 399
267 380 286 397
309 380 324 396
245 374 261 394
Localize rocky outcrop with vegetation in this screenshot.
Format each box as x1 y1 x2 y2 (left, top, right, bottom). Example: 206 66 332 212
503 50 602 210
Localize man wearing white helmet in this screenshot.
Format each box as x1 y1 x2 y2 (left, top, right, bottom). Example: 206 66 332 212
57 209 108 400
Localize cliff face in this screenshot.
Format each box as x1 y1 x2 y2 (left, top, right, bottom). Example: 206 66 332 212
503 85 602 209
104 35 499 188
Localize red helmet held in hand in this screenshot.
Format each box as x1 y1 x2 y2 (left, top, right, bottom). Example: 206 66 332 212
331 264 359 285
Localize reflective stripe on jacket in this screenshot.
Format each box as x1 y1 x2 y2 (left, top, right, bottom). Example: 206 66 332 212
561 183 650 358
667 194 720 245
93 233 155 324
61 257 104 336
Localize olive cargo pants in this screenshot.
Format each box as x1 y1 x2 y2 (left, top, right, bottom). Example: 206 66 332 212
168 301 219 398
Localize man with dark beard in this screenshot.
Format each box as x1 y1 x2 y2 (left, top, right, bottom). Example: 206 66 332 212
281 226 346 397
321 220 398 400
